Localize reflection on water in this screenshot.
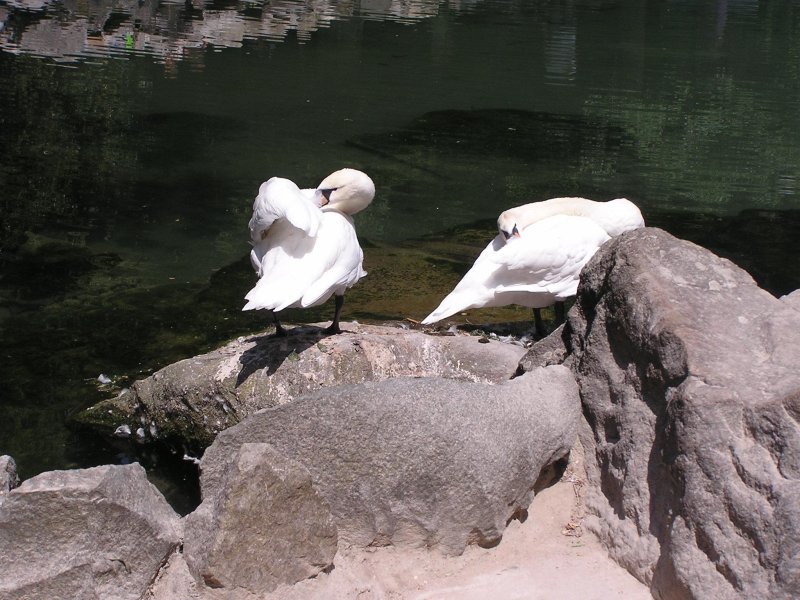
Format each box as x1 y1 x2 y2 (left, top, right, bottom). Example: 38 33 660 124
0 0 462 65
2 0 800 510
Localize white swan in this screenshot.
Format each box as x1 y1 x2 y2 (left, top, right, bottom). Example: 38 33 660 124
497 196 644 240
243 168 375 335
421 214 611 331
422 197 644 334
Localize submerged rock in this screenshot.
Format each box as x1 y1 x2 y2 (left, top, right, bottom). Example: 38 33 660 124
75 323 527 448
0 463 182 600
196 366 579 557
567 227 800 600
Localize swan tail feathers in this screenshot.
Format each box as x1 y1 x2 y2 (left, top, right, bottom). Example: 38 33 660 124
421 291 477 325
242 277 301 312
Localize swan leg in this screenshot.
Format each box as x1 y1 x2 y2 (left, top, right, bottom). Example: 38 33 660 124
272 311 287 337
533 308 546 337
554 301 566 326
325 295 345 335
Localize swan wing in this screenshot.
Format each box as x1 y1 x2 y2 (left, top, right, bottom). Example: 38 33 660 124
422 216 612 324
243 212 366 312
491 215 610 298
420 236 504 324
300 212 366 307
248 177 323 245
588 198 645 236
243 221 320 311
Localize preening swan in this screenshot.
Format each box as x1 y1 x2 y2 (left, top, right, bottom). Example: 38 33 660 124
497 197 644 240
243 168 375 335
421 214 611 332
422 197 644 335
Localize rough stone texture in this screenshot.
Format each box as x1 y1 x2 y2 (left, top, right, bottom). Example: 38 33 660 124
0 463 182 600
75 323 527 447
781 288 800 312
198 366 580 556
184 442 338 594
517 323 569 373
569 227 800 600
0 455 20 493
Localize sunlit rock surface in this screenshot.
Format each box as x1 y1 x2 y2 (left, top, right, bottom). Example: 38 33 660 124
78 323 527 447
0 463 182 600
184 443 338 594
557 227 800 600
197 367 580 556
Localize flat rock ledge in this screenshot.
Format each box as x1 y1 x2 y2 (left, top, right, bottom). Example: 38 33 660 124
75 323 528 448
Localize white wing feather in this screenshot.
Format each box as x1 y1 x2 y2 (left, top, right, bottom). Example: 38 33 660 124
243 170 372 317
421 215 610 324
243 211 366 312
248 177 322 244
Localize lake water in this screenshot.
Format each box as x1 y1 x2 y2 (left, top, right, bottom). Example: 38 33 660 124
2 0 799 511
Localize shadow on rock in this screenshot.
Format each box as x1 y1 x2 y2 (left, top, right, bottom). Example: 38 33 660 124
236 325 340 385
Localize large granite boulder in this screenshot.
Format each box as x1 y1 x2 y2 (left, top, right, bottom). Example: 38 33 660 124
76 323 527 448
567 227 800 600
197 366 580 556
0 463 182 600
183 442 338 594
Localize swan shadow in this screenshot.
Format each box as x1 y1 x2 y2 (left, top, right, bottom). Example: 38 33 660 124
235 325 338 386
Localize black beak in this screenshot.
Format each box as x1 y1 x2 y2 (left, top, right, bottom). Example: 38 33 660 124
319 188 335 207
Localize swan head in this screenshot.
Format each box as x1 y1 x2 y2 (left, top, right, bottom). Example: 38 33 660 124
316 168 375 216
497 212 521 241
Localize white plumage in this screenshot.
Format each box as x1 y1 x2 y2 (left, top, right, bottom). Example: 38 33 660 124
496 197 644 240
243 168 375 334
422 197 644 333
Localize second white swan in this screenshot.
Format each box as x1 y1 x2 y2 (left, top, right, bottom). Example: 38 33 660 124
422 197 644 334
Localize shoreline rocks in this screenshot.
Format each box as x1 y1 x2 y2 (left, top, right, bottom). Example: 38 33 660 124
0 463 182 600
184 443 339 594
196 367 579 557
3 226 800 599
560 228 800 600
74 323 528 448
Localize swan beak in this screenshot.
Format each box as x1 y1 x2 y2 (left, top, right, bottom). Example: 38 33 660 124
318 188 334 207
502 225 521 240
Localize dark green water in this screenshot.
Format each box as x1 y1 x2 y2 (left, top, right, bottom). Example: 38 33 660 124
1 0 799 510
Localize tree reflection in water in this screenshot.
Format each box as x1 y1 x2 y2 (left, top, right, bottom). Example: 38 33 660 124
0 0 464 64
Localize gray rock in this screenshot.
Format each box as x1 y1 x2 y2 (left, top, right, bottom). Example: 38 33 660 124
0 463 182 600
570 227 800 599
781 288 800 312
517 323 569 372
198 366 580 556
75 323 527 448
0 455 20 493
184 442 338 594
